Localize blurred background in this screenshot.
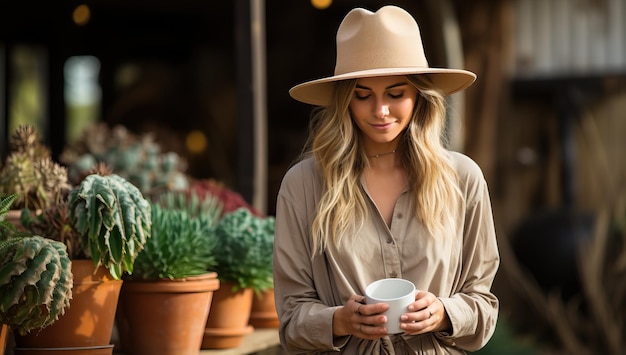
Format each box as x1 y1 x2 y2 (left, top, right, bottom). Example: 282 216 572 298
1 0 625 353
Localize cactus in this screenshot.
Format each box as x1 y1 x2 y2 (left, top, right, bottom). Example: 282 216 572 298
0 125 71 211
0 235 73 336
69 173 152 280
20 196 86 260
61 123 189 197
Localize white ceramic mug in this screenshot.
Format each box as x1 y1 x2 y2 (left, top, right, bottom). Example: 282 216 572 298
365 278 416 334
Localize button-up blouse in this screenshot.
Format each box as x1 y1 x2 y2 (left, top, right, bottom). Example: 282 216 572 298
273 152 500 354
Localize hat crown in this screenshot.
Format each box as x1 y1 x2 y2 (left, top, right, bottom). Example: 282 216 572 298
334 6 428 75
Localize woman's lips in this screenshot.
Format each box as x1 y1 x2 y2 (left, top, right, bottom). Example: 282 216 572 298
371 122 394 130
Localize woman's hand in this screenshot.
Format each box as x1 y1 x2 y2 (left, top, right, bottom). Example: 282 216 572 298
332 295 390 339
399 290 451 334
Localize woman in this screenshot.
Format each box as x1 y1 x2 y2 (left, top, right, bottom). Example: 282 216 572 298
273 5 499 354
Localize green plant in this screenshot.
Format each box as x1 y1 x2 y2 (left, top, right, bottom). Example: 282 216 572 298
0 125 71 210
68 173 152 280
0 194 73 336
0 193 18 240
214 207 275 294
130 201 220 280
153 189 223 221
20 196 86 260
60 123 189 197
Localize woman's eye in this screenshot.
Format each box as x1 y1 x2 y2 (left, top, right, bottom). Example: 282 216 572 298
354 92 370 100
388 92 404 99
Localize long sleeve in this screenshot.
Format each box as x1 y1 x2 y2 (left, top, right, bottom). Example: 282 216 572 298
436 154 500 351
273 160 345 353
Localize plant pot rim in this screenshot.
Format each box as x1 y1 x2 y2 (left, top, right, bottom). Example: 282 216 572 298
121 272 220 293
14 345 114 350
129 271 218 283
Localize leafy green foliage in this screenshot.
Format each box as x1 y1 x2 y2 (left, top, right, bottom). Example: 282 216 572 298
69 174 151 280
154 190 222 222
0 193 18 240
0 234 73 335
131 203 219 280
214 207 275 293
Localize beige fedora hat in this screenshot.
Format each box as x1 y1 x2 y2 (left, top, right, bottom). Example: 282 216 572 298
289 5 476 106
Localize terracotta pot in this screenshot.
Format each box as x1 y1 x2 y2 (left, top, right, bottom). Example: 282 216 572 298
15 260 122 348
13 345 114 355
202 283 254 349
249 288 279 328
117 272 220 355
1 324 8 355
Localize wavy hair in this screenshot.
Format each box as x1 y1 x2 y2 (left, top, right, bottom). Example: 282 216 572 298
303 75 461 255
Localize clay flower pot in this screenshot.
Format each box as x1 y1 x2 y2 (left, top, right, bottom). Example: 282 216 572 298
118 272 220 355
14 260 122 350
202 282 254 349
249 288 279 328
1 324 8 355
12 345 114 355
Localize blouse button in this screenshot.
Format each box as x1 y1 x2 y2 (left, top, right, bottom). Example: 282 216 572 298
389 271 398 278
386 238 394 244
396 213 404 219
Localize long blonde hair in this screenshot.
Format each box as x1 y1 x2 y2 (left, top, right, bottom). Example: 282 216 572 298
304 75 461 255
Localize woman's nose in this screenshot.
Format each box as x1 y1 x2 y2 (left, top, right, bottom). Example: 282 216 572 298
374 102 390 119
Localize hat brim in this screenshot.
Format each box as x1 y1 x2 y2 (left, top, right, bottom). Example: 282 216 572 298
289 67 476 106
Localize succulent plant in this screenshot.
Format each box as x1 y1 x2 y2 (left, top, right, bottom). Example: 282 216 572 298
0 193 73 336
0 125 71 211
68 173 151 280
0 193 18 240
214 207 275 293
153 189 223 221
130 201 220 280
20 196 86 260
60 123 189 197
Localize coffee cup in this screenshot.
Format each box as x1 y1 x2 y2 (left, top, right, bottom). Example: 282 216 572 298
365 278 416 334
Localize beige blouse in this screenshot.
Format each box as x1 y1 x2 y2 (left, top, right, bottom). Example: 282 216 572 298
273 152 500 354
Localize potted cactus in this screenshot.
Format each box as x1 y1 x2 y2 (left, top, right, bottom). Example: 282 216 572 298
117 192 222 355
14 171 152 354
0 193 73 355
202 207 275 349
0 235 73 333
0 125 71 226
68 172 152 279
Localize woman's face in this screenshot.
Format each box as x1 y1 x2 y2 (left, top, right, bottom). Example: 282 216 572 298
349 75 419 149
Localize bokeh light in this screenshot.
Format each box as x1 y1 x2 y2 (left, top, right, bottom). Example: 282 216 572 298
72 4 91 26
186 130 208 153
311 0 332 10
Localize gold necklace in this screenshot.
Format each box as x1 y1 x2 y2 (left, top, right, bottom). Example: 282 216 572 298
369 150 396 158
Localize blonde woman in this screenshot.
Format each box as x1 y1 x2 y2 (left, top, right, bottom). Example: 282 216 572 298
273 5 499 354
